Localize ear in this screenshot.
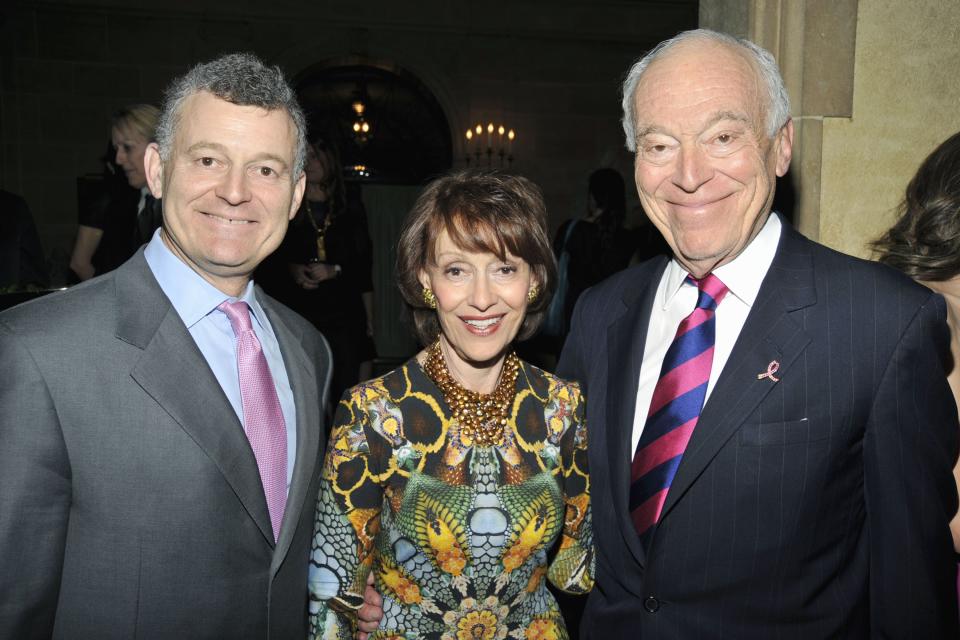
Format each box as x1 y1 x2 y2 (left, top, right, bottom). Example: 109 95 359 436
528 269 540 291
417 269 431 291
774 118 794 178
144 142 164 198
290 171 306 221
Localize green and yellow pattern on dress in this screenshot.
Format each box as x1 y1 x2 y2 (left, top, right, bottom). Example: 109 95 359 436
309 358 592 640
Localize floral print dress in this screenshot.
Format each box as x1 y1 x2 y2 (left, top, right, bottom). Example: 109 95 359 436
308 357 593 640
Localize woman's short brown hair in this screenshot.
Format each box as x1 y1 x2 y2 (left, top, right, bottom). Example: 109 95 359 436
396 170 557 345
873 130 960 281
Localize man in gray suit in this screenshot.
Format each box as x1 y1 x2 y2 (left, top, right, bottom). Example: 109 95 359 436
0 53 331 638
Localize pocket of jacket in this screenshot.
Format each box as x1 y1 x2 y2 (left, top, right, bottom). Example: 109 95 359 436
738 418 830 446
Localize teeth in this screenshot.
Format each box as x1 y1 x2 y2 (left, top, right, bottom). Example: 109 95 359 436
465 318 500 329
206 213 251 224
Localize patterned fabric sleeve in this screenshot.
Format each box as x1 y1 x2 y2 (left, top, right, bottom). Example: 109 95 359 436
309 387 385 640
547 383 595 594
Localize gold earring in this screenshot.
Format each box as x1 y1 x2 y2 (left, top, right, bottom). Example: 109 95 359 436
527 285 539 303
422 287 437 309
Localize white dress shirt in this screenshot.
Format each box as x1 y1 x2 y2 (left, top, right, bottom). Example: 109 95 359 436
630 214 782 455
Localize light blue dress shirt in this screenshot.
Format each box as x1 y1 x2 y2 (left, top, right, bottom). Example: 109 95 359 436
144 231 297 488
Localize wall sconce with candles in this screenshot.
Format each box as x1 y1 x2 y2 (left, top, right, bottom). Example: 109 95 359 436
464 122 515 167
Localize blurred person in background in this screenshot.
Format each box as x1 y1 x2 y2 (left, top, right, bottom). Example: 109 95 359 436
0 190 48 290
69 104 160 281
543 168 638 351
262 136 375 413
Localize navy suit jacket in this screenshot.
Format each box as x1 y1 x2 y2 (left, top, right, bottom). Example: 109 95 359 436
558 220 959 638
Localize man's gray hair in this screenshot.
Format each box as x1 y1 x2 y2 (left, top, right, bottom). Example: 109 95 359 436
621 29 791 152
155 52 307 177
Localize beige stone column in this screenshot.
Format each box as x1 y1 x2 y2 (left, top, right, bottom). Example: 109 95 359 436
700 0 858 244
702 0 960 257
817 1 960 257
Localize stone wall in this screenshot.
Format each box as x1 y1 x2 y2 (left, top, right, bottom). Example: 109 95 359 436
819 0 960 258
700 0 960 258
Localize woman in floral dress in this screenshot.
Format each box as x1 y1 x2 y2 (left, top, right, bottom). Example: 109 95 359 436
309 171 593 639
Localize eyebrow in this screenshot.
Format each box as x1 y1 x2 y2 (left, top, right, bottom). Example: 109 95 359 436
635 111 752 141
185 142 291 171
634 124 669 140
704 110 752 129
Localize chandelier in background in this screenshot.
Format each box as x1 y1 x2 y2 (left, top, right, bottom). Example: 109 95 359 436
464 122 515 167
351 85 372 146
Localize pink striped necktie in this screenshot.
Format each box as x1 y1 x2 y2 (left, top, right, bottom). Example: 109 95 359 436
219 300 287 542
629 273 729 542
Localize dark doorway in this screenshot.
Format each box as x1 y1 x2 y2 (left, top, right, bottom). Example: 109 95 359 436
295 62 453 184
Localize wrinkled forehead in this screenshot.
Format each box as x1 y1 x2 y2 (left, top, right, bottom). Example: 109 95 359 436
635 41 766 132
176 92 298 157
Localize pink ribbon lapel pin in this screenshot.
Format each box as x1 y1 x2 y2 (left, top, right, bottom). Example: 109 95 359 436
757 360 780 382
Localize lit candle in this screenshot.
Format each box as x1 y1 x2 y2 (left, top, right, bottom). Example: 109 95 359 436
508 129 515 155
465 129 473 157
487 123 494 148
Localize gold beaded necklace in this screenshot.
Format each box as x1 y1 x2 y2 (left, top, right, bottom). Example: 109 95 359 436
305 200 333 262
423 339 520 447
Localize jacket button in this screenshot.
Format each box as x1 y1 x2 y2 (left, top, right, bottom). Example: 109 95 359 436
644 596 660 612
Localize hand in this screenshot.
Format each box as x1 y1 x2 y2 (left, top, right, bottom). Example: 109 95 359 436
307 262 339 283
289 263 320 290
357 571 383 638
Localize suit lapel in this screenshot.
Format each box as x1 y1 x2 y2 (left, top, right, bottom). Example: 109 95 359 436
117 253 276 544
659 224 817 520
606 257 668 568
259 293 323 575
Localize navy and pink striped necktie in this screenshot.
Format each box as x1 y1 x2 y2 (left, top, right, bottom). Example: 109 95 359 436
630 273 729 542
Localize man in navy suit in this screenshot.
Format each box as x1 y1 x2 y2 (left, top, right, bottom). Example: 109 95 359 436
558 29 959 638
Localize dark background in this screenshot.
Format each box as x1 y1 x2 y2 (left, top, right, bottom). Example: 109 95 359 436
0 0 697 276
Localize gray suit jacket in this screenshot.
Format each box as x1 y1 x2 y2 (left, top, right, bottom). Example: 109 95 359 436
0 250 332 639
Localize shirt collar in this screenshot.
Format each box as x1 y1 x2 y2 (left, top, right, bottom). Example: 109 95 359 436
143 229 265 329
660 213 782 309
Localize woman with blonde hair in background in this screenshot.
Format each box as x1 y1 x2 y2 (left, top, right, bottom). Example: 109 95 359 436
70 104 160 281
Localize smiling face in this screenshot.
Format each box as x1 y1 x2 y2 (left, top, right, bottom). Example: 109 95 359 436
144 91 305 296
112 124 150 189
631 40 792 277
419 229 535 391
